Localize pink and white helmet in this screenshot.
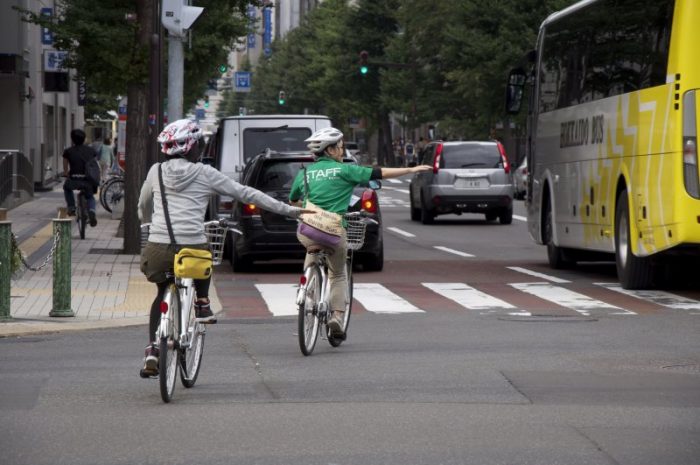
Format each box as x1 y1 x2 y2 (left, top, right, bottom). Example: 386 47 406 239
157 119 202 156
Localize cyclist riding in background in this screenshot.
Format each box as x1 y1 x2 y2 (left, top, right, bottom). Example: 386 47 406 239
62 128 98 226
137 119 315 378
289 127 431 334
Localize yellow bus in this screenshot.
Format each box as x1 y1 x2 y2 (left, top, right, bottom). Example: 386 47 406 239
506 0 699 289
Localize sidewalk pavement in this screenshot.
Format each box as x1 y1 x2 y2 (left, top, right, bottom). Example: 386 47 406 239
1 186 221 338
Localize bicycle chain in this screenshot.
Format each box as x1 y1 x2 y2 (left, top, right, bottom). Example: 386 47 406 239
11 229 61 272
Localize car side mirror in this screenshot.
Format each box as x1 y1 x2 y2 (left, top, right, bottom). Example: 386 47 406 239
505 67 527 114
368 180 381 190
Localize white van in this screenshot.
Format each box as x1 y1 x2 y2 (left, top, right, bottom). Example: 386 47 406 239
206 114 331 217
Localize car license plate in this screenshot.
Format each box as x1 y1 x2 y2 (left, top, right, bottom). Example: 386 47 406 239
455 178 487 188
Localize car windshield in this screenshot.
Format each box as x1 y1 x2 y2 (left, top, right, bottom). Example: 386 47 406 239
441 144 500 169
257 161 305 191
243 128 312 163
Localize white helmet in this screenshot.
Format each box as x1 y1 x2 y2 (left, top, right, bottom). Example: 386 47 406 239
157 119 202 156
305 127 343 154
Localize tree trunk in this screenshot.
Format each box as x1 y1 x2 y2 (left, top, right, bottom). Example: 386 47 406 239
123 0 155 254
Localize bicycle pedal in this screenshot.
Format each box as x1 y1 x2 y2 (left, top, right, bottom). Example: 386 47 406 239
329 331 346 341
196 317 217 324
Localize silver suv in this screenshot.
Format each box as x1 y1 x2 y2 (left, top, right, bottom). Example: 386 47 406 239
410 141 514 224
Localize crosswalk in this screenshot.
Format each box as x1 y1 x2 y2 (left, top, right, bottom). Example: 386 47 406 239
237 281 700 318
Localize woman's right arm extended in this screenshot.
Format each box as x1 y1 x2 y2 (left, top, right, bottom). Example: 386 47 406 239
380 165 432 179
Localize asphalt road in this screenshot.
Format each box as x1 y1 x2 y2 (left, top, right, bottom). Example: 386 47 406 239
1 179 699 465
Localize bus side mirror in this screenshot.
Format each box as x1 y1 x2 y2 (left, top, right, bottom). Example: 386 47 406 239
505 68 527 114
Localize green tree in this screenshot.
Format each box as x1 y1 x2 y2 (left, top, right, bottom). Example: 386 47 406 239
17 0 252 252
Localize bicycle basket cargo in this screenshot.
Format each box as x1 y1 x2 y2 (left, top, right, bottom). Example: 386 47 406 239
174 248 213 279
345 218 368 251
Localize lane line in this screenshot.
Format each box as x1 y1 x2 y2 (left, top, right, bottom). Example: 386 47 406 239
387 227 415 238
595 283 700 310
513 215 527 222
510 282 635 316
384 187 410 194
433 246 474 258
353 283 425 314
255 284 298 316
423 282 519 311
507 266 570 283
385 179 403 184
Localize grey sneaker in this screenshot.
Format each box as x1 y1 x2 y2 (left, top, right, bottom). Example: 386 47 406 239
327 311 344 334
139 344 159 378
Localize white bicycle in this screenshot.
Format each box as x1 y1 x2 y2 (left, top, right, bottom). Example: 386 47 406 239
141 219 236 403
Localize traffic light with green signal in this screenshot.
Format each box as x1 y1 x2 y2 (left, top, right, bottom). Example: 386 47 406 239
359 51 369 75
218 64 228 74
278 90 286 105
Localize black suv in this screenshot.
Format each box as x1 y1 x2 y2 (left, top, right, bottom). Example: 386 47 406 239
228 150 384 271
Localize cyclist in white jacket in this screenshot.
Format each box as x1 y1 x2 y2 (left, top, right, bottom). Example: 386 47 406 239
137 119 313 378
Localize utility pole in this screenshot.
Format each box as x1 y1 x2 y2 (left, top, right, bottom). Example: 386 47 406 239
161 0 204 120
148 0 163 167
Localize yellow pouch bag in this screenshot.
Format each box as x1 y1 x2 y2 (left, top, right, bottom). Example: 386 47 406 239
174 248 213 279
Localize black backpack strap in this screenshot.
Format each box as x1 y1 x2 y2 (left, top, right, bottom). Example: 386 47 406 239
158 163 177 246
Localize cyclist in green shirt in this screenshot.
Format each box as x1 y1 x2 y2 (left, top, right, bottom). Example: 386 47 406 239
290 127 430 334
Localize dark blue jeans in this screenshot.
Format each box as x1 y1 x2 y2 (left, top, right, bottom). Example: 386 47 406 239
63 178 96 211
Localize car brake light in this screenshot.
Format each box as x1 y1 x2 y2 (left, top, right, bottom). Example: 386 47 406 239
361 189 378 213
683 90 699 198
497 142 510 174
159 301 168 314
242 204 260 216
433 143 443 174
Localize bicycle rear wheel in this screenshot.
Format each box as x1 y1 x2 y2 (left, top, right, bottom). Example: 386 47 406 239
298 265 321 356
328 260 353 347
180 291 204 388
77 194 87 240
159 284 180 402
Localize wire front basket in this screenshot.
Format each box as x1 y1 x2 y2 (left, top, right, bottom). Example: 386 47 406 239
204 222 227 265
345 218 368 251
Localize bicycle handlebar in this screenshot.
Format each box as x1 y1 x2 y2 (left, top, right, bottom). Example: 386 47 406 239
344 211 379 225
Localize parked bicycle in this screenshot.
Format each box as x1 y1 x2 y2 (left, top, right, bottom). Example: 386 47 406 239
296 211 378 356
141 219 236 403
99 168 125 213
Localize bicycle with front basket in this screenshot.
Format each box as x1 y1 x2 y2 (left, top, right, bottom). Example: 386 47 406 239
296 211 378 356
141 219 236 402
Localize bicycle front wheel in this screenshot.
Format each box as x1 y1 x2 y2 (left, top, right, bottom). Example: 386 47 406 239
159 284 180 403
298 265 321 356
180 291 204 388
101 178 124 213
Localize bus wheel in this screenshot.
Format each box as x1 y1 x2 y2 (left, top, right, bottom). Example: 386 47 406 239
615 190 653 289
544 200 570 269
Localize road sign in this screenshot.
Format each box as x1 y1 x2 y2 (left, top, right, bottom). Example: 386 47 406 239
234 71 252 92
43 51 68 72
195 108 205 120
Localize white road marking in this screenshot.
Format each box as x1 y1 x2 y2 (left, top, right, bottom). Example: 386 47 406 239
383 186 410 194
595 283 700 310
353 283 425 314
510 282 636 316
507 266 571 283
255 284 299 316
513 215 527 222
423 282 521 311
386 179 403 184
387 227 415 238
433 246 474 258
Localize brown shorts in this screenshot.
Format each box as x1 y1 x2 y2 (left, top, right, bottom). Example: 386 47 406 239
140 242 209 283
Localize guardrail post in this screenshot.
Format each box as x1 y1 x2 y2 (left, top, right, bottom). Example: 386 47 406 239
50 208 74 317
0 209 11 321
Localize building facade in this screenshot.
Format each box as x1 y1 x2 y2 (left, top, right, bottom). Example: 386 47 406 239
1 0 84 199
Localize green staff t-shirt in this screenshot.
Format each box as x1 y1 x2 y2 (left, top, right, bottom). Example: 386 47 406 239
289 156 372 214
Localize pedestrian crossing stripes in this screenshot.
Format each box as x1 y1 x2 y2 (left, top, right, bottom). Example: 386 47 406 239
237 281 700 319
